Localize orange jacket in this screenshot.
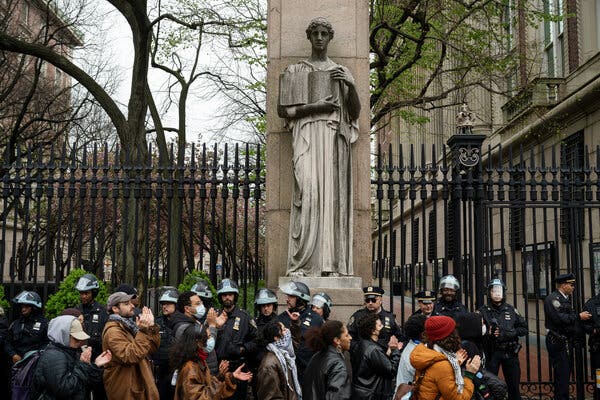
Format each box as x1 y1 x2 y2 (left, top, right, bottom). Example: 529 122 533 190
409 344 474 400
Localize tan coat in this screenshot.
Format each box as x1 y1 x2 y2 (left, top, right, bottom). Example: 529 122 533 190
102 321 160 400
256 351 299 400
173 360 236 400
409 343 475 400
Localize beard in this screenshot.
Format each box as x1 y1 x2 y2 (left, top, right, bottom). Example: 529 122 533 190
222 299 235 308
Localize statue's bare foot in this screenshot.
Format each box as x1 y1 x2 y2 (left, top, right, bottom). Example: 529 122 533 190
288 271 306 277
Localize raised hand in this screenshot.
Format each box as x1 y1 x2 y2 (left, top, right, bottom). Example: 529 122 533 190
215 310 228 328
94 350 112 367
206 308 217 327
136 306 155 328
80 346 92 364
456 348 468 365
232 364 253 382
286 310 300 322
219 360 229 376
465 355 482 374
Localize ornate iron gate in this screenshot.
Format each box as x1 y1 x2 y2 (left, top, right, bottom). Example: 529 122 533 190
372 133 599 400
0 142 265 316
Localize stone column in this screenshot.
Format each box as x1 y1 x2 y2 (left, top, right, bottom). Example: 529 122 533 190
265 0 370 321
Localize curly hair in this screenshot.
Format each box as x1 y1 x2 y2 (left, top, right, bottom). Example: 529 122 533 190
305 17 334 39
305 320 345 351
425 329 461 353
355 312 379 340
404 314 427 341
169 324 207 371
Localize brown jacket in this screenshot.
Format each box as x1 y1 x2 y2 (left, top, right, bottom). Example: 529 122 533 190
173 360 236 400
256 351 299 400
409 344 474 400
102 321 160 400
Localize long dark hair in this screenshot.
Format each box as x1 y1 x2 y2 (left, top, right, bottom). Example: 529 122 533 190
169 324 207 370
305 320 345 351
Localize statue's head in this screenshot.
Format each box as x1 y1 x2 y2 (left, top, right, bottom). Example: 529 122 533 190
305 17 334 40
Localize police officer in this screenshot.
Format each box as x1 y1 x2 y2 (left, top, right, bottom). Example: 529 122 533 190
4 291 49 365
583 285 600 382
190 278 215 310
348 286 403 350
412 290 436 317
278 280 323 374
152 287 178 400
310 292 333 321
433 275 467 319
75 273 109 400
479 278 528 400
544 273 591 400
215 279 257 400
251 288 279 399
75 274 108 359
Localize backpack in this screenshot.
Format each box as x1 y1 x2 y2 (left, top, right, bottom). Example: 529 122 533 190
11 349 44 400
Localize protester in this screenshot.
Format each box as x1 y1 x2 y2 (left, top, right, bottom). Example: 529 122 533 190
152 287 178 400
410 316 480 400
256 320 300 400
170 324 252 400
114 284 141 317
5 291 49 365
302 320 352 400
351 312 401 399
310 292 333 321
31 315 112 400
278 281 323 374
102 291 160 400
433 275 467 319
396 314 427 387
168 290 223 376
214 279 257 400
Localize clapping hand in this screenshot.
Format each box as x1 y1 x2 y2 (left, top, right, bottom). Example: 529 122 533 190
465 355 482 374
80 346 92 364
456 348 468 365
215 310 228 328
232 364 253 382
136 306 155 328
219 360 229 376
94 350 112 368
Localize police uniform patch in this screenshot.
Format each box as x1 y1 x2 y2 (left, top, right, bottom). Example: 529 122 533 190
384 316 391 329
233 317 241 331
92 314 99 323
349 316 354 325
552 299 561 309
250 319 257 329
33 321 41 331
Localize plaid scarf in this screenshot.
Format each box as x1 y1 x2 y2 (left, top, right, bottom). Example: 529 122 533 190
266 330 302 399
433 344 464 393
109 314 139 335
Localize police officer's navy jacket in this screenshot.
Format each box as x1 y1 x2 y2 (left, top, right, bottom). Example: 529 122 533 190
5 310 49 358
216 305 258 370
77 300 108 357
544 290 578 336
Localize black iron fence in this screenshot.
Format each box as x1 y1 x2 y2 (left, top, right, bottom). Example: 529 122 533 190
0 142 265 314
372 133 600 400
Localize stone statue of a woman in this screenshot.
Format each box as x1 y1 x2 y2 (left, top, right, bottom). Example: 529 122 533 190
278 17 360 277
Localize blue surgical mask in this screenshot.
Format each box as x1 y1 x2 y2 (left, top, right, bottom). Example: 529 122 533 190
204 336 216 353
193 304 206 320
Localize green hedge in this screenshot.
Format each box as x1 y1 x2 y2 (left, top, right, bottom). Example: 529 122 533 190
0 284 9 312
45 269 109 319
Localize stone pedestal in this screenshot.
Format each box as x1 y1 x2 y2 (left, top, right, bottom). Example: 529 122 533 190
278 277 363 324
265 1 371 288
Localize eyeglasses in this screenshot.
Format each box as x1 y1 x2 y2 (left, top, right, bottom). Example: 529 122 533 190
365 298 379 303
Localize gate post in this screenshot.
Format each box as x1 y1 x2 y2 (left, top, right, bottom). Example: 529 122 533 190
446 114 486 309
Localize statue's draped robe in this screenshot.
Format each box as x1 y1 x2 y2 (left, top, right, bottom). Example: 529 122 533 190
282 59 358 276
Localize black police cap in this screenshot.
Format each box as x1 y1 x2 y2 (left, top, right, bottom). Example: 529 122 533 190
554 273 576 285
415 290 437 303
363 286 384 297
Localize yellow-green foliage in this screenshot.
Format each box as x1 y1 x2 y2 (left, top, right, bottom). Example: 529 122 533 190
45 269 108 319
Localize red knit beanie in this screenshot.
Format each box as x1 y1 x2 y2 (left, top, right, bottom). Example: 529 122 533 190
425 316 456 342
